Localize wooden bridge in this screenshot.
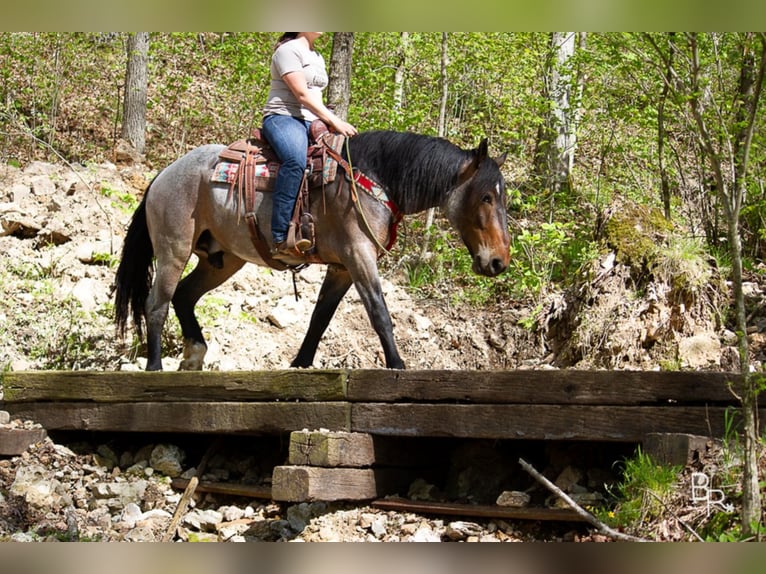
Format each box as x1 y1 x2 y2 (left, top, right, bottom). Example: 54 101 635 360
0 369 754 442
2 368 758 512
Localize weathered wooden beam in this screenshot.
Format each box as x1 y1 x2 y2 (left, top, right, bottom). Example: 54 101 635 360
0 370 349 403
348 370 743 405
642 433 719 466
271 466 378 501
2 402 350 434
0 428 47 455
289 430 374 467
351 403 754 442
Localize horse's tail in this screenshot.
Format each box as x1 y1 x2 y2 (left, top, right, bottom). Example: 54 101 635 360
114 178 157 341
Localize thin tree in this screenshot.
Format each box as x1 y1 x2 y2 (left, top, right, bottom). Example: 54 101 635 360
659 32 766 537
393 32 410 115
121 32 149 156
326 33 354 120
534 32 579 199
657 32 676 220
420 33 450 261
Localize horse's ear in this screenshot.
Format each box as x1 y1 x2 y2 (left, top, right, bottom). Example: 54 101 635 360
457 139 490 184
477 138 489 160
493 151 508 167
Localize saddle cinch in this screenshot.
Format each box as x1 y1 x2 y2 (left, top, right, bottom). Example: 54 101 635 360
211 120 345 269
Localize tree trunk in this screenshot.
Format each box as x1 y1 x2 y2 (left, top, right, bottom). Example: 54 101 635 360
684 32 766 538
393 32 410 113
121 32 149 155
657 33 675 220
534 32 578 197
327 33 354 120
551 32 576 190
421 33 449 260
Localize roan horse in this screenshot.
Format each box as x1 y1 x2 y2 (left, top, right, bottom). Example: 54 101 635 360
114 130 510 370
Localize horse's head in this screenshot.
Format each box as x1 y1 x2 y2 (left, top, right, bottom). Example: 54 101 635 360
445 139 510 277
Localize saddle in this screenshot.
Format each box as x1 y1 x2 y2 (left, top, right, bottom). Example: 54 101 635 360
212 120 344 269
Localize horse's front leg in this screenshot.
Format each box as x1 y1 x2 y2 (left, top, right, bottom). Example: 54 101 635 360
343 255 406 370
292 264 353 368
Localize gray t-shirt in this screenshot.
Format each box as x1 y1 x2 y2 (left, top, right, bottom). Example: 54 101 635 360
262 39 328 121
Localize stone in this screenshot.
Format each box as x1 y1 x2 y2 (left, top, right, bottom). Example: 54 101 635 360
149 443 185 477
496 490 531 507
678 333 721 369
11 463 69 509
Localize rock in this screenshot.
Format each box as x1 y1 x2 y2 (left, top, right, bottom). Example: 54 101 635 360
408 478 440 501
445 520 482 541
267 296 303 329
11 463 68 509
555 465 583 492
114 139 143 166
8 184 30 203
408 525 442 542
496 490 531 507
149 444 185 477
184 508 224 532
678 333 721 369
286 502 313 531
91 480 148 508
28 175 56 197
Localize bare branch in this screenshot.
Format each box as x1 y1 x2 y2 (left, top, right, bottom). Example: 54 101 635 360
518 457 648 542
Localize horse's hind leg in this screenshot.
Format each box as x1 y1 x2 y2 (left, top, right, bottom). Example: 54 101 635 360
146 253 188 371
172 253 245 370
292 264 353 368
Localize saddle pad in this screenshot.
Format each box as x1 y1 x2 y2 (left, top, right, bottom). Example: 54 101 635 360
211 161 276 185
211 161 239 184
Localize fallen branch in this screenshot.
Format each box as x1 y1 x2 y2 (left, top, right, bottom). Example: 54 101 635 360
162 476 198 542
519 457 648 542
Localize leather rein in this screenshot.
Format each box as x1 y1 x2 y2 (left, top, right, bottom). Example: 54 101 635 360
318 135 403 255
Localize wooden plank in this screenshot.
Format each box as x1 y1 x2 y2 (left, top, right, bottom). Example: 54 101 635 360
371 497 586 522
2 369 746 406
351 403 754 442
272 466 378 501
2 402 350 433
289 430 375 467
348 370 744 405
1 370 348 403
0 428 47 455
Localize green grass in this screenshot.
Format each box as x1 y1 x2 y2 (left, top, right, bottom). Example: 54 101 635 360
597 447 682 531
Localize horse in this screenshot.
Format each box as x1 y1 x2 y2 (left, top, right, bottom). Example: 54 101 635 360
114 129 510 371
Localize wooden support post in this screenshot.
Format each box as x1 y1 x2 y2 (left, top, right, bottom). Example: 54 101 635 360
271 466 378 502
0 428 47 456
642 433 717 466
288 430 375 467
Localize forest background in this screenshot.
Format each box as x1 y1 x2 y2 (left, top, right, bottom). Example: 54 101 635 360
2 32 766 302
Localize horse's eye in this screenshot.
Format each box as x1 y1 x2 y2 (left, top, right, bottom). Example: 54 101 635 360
482 194 493 204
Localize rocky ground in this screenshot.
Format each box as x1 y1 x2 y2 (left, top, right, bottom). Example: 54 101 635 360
0 157 762 541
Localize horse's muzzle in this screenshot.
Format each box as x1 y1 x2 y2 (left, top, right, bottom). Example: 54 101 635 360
474 254 508 277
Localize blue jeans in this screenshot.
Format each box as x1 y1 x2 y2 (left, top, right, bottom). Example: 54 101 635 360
262 114 311 244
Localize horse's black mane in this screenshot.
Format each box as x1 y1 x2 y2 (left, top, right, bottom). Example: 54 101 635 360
345 130 481 213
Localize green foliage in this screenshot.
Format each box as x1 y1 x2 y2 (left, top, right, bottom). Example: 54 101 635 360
651 235 713 298
100 183 139 213
598 447 682 530
604 202 672 270
2 31 765 308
